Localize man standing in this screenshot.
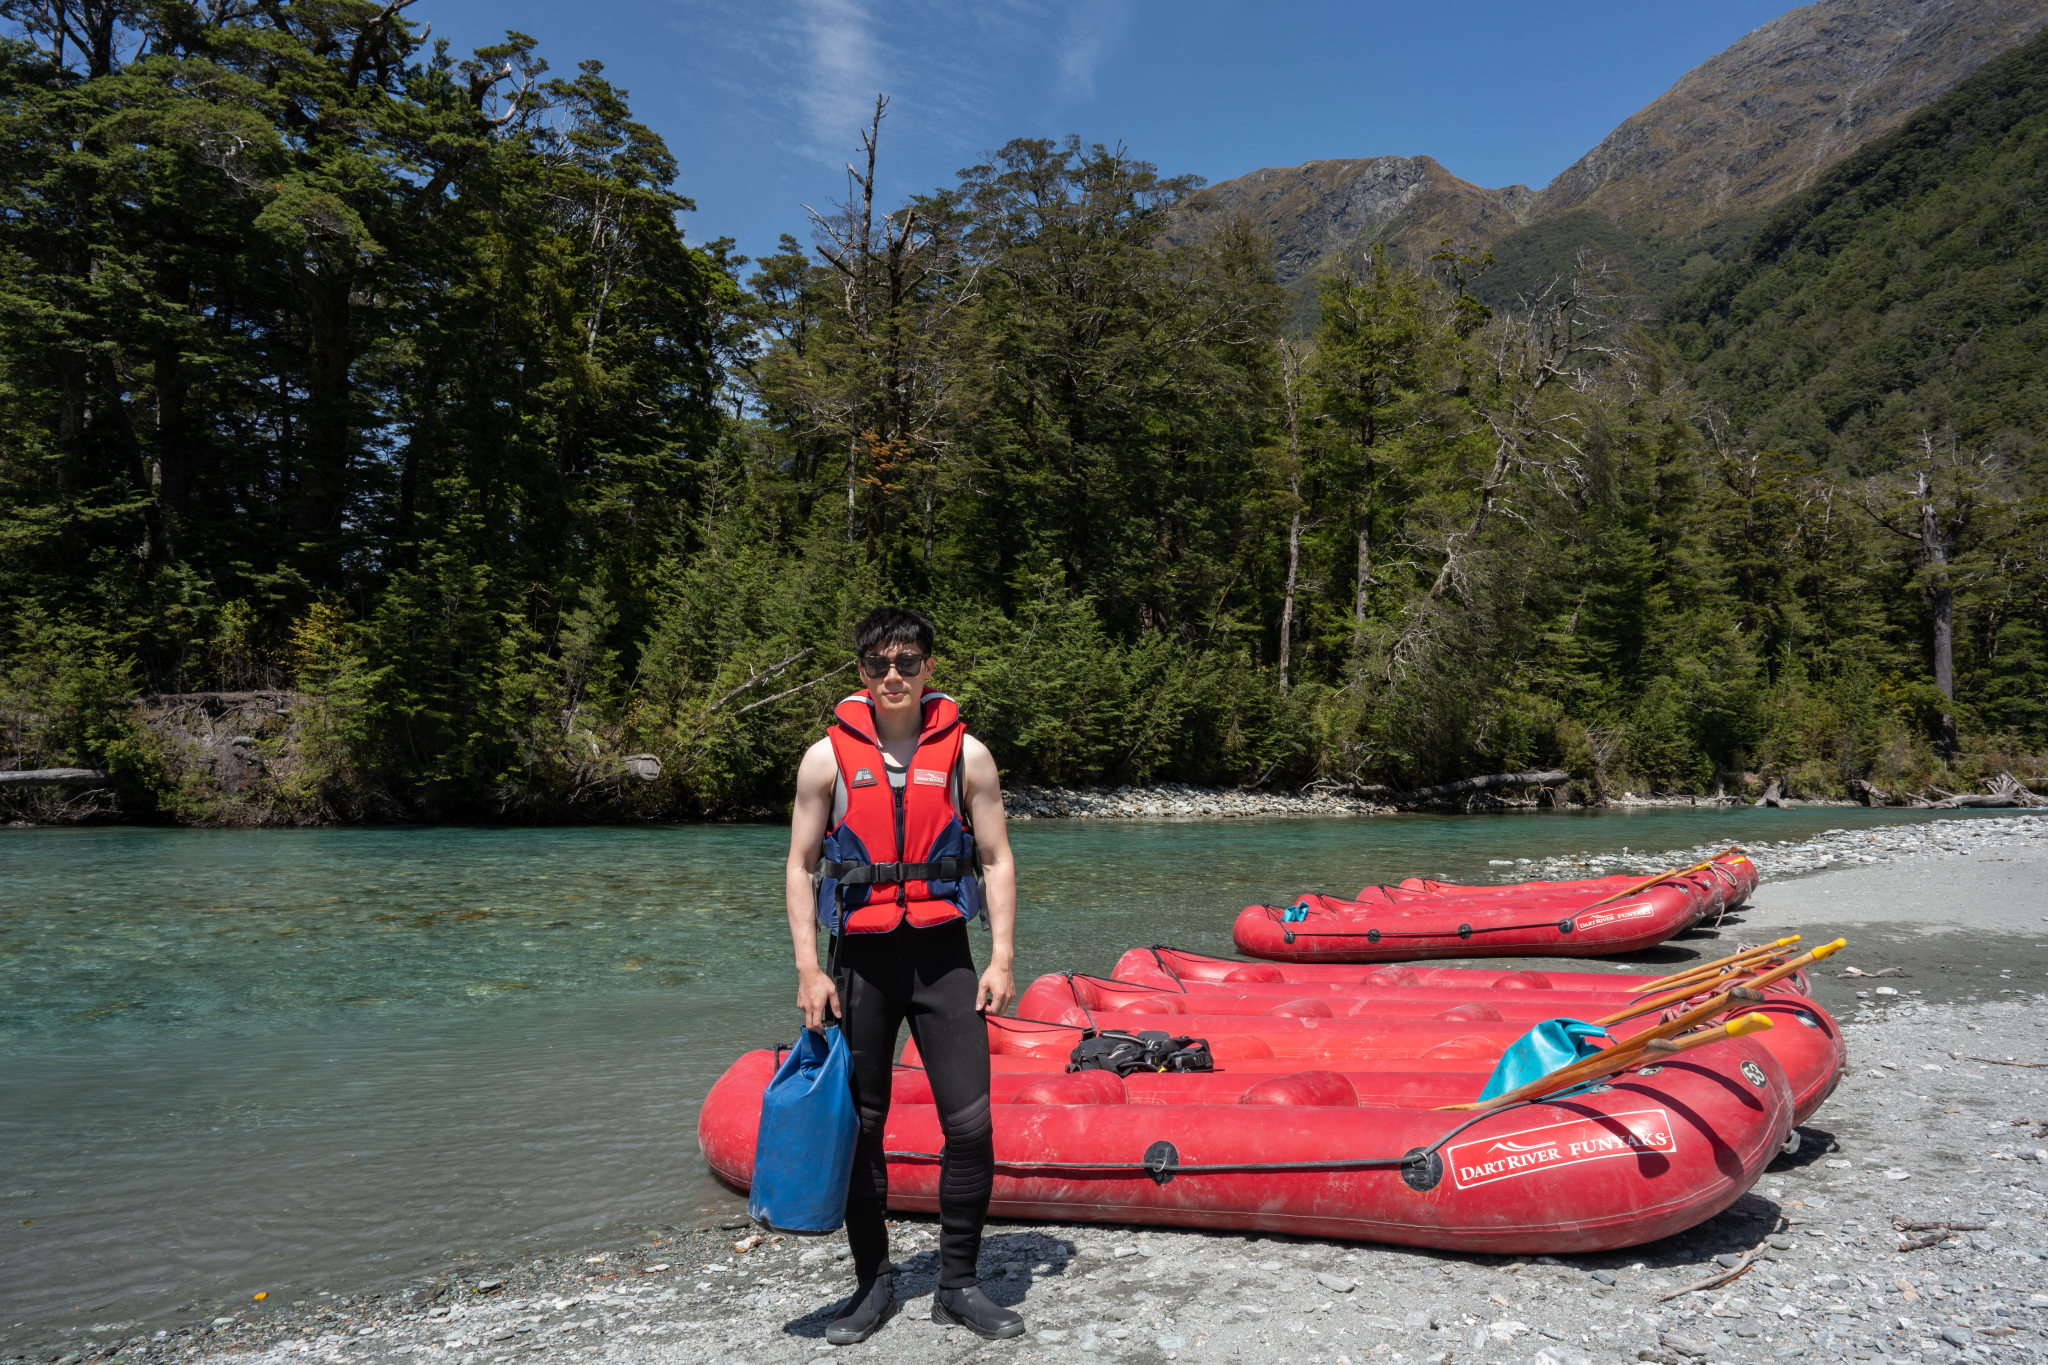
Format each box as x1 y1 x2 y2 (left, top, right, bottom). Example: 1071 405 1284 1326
783 606 1024 1344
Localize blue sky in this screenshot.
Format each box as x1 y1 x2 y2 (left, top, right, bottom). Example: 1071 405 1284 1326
423 0 1795 267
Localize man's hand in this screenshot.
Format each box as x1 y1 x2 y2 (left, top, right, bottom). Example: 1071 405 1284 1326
798 967 841 1031
975 962 1015 1017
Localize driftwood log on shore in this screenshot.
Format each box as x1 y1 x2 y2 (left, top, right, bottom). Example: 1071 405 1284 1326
1354 769 1571 808
0 768 112 787
1914 773 2048 810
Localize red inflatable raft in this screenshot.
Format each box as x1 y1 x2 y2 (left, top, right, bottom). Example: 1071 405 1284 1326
698 1029 1792 1253
1020 964 1844 1125
1232 854 1756 962
1114 944 1788 996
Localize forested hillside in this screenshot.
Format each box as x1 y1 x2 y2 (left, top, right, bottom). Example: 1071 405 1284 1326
1 4 2042 824
1668 25 2048 477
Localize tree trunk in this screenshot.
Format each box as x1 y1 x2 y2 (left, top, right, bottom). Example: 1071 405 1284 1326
0 768 112 786
1353 519 1370 649
1355 769 1570 807
846 432 860 545
298 273 355 589
1923 792 2021 809
1919 472 1958 758
149 282 191 567
1280 491 1302 691
1277 340 1307 690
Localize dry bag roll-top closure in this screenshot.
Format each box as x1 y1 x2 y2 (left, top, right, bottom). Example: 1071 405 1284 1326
815 692 983 935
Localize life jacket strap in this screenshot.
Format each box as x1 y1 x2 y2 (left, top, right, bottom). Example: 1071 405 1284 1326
819 857 970 886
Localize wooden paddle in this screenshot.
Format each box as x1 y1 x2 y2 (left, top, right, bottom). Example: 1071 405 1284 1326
1576 845 1749 913
1595 938 1807 1026
1441 1013 1776 1112
1641 936 1800 993
1437 938 1844 1112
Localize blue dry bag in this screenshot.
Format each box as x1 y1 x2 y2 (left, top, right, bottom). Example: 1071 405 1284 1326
749 1025 860 1234
1477 1018 1611 1102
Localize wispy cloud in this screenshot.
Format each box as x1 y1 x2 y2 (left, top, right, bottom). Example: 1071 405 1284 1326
1052 0 1135 107
793 0 885 162
670 0 1089 201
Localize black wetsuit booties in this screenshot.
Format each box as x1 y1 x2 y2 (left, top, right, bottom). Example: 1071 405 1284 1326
824 1271 894 1346
832 919 998 1294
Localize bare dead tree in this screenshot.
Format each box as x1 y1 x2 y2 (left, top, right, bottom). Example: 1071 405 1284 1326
1861 431 2002 759
1425 251 1640 606
799 95 981 551
1276 338 1309 691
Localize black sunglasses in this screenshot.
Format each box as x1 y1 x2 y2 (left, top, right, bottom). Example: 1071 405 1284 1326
857 653 928 678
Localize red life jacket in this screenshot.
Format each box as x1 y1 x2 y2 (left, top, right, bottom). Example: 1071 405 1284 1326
815 691 982 935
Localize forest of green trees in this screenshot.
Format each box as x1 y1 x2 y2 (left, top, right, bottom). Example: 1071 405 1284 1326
2 2 2044 822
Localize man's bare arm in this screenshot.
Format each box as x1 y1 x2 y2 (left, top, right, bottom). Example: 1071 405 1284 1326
785 737 841 1030
961 735 1017 1016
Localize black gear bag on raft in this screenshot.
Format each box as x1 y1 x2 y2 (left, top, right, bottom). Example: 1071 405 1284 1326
1065 1028 1214 1076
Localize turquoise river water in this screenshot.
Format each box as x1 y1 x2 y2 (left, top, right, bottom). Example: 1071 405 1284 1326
0 806 1998 1331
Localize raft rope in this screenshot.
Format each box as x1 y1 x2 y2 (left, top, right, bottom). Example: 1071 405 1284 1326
875 961 1639 1183
883 1098 1537 1181
1266 851 1751 944
1057 971 1101 1032
1706 858 1744 928
1261 902 1594 944
1142 947 1191 991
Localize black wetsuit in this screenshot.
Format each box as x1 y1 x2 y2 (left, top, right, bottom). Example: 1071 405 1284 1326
831 919 993 1288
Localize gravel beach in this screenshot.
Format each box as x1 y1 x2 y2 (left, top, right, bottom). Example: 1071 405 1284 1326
995 784 1869 821
16 818 2048 1365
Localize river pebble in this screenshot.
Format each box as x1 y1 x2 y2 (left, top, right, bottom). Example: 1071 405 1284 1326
1003 781 1396 820
19 832 2048 1365
37 979 2048 1365
1508 815 2047 886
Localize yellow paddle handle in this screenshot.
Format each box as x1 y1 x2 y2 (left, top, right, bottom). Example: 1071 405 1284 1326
1645 935 1802 991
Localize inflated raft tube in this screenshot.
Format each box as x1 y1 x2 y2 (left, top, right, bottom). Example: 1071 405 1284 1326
1234 887 1698 962
1365 855 1758 916
1080 965 1819 1013
1113 946 1810 998
1349 874 1703 925
1016 974 1844 1126
1356 855 1756 920
1230 854 1759 964
698 1038 1793 1254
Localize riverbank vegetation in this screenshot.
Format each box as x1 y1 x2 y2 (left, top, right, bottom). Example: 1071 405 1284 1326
3 7 2044 822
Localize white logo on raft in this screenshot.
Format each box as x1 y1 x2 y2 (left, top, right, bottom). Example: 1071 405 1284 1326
1445 1108 1677 1190
1574 904 1659 931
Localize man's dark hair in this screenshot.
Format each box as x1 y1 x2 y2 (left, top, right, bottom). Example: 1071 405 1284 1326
854 606 934 657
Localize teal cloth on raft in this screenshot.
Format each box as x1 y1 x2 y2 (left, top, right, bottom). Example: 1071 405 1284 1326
1280 901 1310 923
1477 1018 1612 1101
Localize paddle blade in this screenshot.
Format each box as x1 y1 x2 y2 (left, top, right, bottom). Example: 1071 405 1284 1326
1725 1012 1774 1037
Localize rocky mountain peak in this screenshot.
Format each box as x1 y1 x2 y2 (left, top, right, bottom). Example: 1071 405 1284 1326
1166 155 1534 284
1173 0 2048 285
1538 0 2048 225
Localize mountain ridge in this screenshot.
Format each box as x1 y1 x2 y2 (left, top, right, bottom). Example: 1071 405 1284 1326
1172 0 2048 286
1539 0 2048 227
1160 156 1534 281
